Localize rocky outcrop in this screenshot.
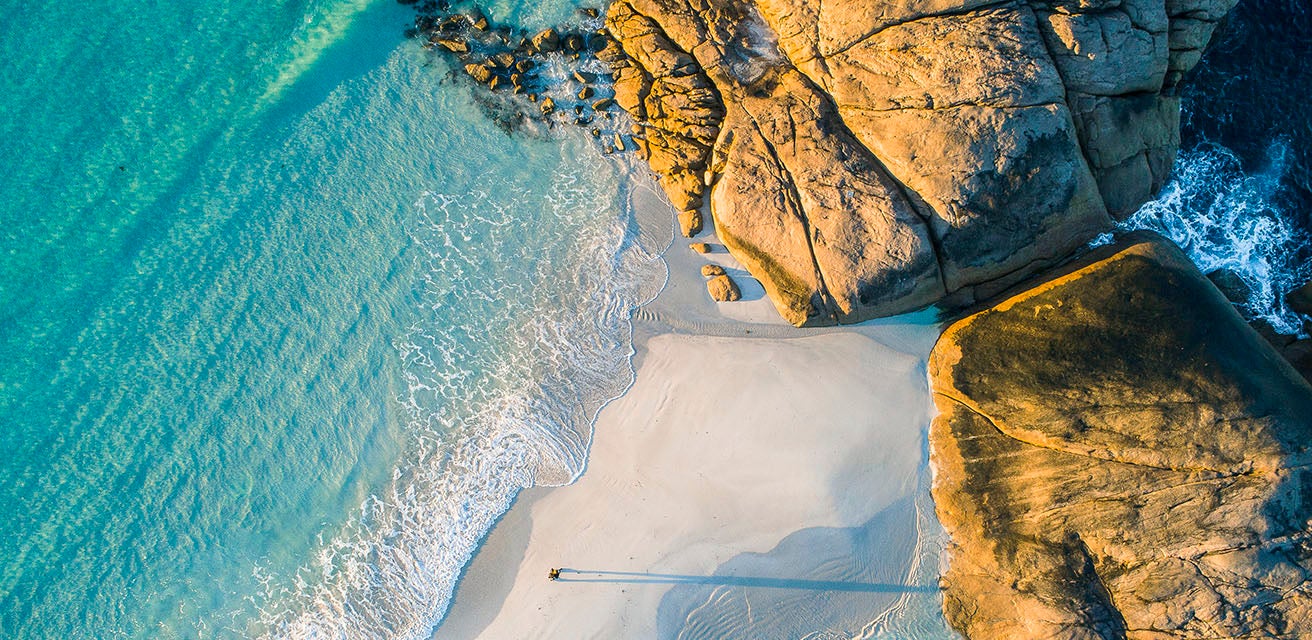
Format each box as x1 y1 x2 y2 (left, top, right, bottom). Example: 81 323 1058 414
603 0 1236 326
929 233 1312 639
607 1 725 212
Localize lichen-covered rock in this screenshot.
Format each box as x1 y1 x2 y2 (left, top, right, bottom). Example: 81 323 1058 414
605 0 1237 326
929 233 1312 639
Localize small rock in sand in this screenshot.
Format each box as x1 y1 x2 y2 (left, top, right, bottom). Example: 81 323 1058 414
678 210 703 238
701 264 726 277
689 242 711 254
707 275 741 302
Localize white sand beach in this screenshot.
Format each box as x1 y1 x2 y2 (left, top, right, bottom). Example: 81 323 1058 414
431 173 957 639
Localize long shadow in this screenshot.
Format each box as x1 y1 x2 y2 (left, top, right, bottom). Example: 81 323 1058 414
553 569 937 593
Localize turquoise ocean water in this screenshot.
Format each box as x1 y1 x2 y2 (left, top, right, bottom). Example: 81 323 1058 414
0 0 662 637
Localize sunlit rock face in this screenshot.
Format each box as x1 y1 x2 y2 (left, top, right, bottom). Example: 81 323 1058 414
930 232 1312 640
603 0 1237 326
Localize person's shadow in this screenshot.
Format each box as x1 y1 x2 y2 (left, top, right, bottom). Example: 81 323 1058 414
552 569 937 593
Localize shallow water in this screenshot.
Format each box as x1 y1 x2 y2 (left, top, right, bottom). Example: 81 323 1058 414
2 0 1307 638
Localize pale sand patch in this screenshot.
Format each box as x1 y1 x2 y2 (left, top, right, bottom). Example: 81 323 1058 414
431 165 955 639
433 327 950 639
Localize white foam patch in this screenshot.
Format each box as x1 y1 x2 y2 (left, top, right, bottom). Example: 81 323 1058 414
1121 142 1311 335
251 158 665 639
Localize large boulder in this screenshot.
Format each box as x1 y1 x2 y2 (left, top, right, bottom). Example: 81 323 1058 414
929 233 1312 639
604 0 1237 326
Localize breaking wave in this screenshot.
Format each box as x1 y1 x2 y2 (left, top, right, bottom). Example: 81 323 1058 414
252 157 665 639
1121 142 1311 335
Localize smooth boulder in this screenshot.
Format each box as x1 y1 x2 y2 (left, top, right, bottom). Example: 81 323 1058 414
929 232 1312 639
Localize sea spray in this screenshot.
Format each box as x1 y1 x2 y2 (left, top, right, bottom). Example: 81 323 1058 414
1121 142 1311 335
252 156 665 639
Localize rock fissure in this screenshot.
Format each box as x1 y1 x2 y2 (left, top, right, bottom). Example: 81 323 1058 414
818 0 1016 60
934 391 1238 476
740 104 841 323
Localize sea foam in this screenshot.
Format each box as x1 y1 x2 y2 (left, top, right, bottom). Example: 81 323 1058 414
1121 142 1310 335
252 155 665 639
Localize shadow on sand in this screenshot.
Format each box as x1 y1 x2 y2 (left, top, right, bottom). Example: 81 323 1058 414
553 569 938 593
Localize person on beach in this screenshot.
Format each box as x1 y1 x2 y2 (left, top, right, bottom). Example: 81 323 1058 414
548 568 561 581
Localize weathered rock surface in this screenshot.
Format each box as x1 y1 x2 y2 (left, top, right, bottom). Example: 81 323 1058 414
700 263 726 277
603 0 1237 326
929 233 1312 639
706 274 742 301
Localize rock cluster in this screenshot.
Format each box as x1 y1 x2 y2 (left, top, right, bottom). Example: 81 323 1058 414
604 0 1237 326
401 1 638 152
929 233 1312 639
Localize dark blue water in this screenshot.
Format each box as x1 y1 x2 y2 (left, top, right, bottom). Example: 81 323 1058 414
1124 0 1312 334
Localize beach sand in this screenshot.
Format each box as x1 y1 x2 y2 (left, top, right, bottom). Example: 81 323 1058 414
431 172 957 639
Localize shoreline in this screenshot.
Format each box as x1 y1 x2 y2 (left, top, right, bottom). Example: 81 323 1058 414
430 165 955 639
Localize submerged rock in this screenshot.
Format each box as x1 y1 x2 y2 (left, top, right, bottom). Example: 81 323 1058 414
930 232 1312 639
1288 280 1312 317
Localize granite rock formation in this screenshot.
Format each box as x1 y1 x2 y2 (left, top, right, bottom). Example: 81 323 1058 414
929 233 1312 639
603 0 1237 326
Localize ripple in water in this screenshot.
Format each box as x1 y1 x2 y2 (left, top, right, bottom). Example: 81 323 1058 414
253 157 665 639
1121 142 1311 335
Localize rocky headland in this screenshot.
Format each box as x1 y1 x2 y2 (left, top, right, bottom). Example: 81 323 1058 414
931 233 1312 638
403 0 1312 637
600 0 1239 326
